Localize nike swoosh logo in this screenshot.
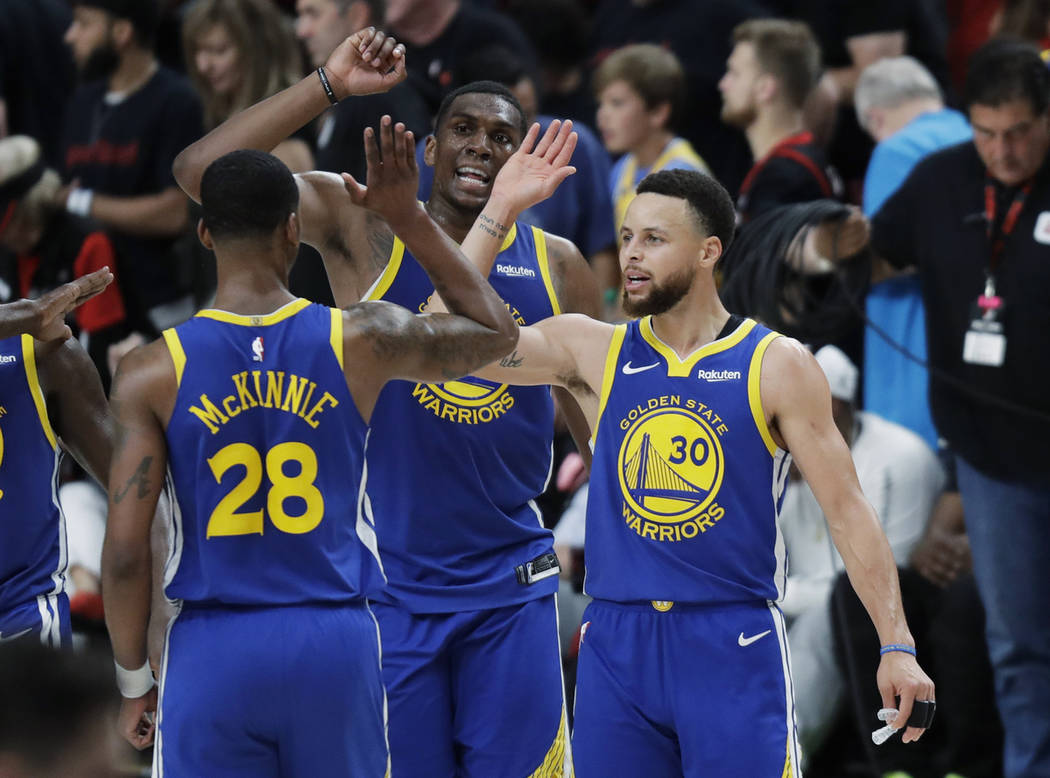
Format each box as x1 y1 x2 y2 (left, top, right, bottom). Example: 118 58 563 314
0 628 33 643
738 630 772 647
622 361 659 375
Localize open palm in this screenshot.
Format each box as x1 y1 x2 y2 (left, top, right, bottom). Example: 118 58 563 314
491 120 578 215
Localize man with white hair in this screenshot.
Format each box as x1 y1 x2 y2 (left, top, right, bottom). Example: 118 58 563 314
780 345 945 763
855 56 971 449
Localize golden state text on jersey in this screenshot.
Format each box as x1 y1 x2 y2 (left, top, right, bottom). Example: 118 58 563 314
586 317 793 605
161 300 384 607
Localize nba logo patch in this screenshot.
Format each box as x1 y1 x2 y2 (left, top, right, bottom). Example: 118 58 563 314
251 336 264 362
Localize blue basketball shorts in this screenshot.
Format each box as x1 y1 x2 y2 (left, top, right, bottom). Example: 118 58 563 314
372 594 572 777
572 599 801 778
153 601 388 777
0 592 70 649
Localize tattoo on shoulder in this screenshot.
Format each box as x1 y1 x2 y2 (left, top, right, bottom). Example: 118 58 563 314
113 456 153 504
499 350 524 368
476 214 509 240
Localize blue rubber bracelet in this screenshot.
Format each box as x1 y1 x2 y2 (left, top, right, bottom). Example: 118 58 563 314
880 643 917 656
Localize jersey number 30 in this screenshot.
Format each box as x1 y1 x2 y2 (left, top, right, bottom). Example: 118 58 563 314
206 441 323 537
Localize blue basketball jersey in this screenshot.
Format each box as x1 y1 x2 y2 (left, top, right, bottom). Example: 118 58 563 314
0 336 66 620
363 223 561 612
586 317 791 604
161 300 384 606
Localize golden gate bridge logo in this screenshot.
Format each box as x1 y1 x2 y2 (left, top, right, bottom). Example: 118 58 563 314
617 407 724 523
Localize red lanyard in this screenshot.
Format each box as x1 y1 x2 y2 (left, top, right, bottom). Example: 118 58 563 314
983 178 1031 274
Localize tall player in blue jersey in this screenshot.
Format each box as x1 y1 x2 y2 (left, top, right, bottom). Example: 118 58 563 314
0 269 115 648
172 28 596 778
449 168 937 777
101 126 520 773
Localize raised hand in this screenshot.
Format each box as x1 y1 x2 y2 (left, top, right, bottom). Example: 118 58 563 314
489 120 578 216
341 116 420 229
23 267 114 342
323 28 407 99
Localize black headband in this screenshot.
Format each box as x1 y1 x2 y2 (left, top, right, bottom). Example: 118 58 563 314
0 158 46 212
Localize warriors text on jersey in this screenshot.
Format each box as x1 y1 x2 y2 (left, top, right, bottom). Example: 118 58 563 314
585 316 791 605
363 222 562 612
161 300 383 606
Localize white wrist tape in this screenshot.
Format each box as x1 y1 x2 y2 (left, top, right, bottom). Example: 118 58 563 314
115 659 155 698
66 187 94 218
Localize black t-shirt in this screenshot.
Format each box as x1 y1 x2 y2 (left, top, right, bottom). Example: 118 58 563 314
0 0 75 168
61 67 203 325
737 132 841 222
399 5 536 115
871 141 1050 483
588 0 772 195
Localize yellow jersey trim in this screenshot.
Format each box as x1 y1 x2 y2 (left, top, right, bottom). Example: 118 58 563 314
533 226 562 316
21 335 57 450
590 324 628 447
748 331 782 457
363 238 405 302
499 222 519 253
162 328 186 388
526 706 570 778
614 138 710 230
639 317 756 377
195 298 311 326
329 308 344 370
781 740 794 778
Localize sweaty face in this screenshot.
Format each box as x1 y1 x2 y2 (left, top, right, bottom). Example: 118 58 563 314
65 6 117 77
596 80 654 155
295 0 352 67
426 93 523 212
719 42 760 129
193 24 242 97
619 192 707 317
970 99 1050 187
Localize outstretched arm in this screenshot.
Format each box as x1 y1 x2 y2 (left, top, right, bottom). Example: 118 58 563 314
101 343 173 750
172 28 407 202
0 268 113 341
764 339 934 741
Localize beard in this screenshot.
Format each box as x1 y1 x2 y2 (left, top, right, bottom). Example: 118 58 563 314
622 265 696 318
720 101 756 130
79 39 120 82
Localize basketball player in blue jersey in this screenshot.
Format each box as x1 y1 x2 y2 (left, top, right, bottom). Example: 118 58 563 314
172 28 596 778
0 269 117 648
102 123 522 774
443 168 937 777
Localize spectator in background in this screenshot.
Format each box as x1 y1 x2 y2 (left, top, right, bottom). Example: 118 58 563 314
588 0 769 194
861 40 1050 778
61 0 202 343
720 19 842 223
0 0 75 169
415 48 620 319
0 135 126 386
779 345 944 765
295 0 428 182
386 0 536 115
594 44 710 234
855 56 972 450
183 0 313 173
505 0 597 132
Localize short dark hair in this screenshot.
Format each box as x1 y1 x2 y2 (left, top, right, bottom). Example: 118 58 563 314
732 19 822 110
74 0 160 46
965 39 1050 115
434 81 529 140
457 47 532 94
637 169 736 253
200 150 299 241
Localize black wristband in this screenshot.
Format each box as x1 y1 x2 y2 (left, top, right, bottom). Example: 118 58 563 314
317 67 338 105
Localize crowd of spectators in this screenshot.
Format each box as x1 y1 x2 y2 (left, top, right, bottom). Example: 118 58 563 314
2 1 1049 777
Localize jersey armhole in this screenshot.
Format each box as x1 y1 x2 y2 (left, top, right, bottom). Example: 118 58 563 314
533 225 563 316
360 237 405 302
21 335 57 449
589 324 628 449
162 328 186 388
747 332 782 457
329 308 344 370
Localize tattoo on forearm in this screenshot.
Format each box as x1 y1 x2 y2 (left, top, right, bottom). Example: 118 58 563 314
113 456 153 504
499 350 524 368
476 214 509 240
